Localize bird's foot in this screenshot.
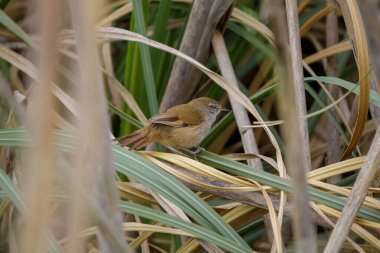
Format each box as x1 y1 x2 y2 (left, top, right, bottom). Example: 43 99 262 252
186 147 205 160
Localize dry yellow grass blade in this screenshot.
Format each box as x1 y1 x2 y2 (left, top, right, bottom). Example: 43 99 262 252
337 0 371 159
350 223 380 249
303 40 352 65
102 69 148 123
308 179 380 210
143 152 261 192
0 44 79 117
298 0 311 13
222 153 279 171
246 179 283 253
308 157 365 180
213 202 242 210
319 204 380 231
59 222 194 245
310 203 366 253
145 152 257 187
318 206 380 251
222 204 257 222
97 1 132 27
300 3 337 36
177 204 259 253
246 120 284 127
230 8 274 45
117 182 157 205
128 230 155 251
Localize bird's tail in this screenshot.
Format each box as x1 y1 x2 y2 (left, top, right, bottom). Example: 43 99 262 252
116 129 151 150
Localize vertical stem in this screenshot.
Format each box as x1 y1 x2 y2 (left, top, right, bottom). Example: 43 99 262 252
68 0 132 252
285 0 312 173
212 31 284 251
271 0 317 252
21 0 60 252
211 31 263 170
325 0 341 181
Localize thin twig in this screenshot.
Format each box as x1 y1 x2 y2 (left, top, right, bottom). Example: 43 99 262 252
325 0 341 168
212 30 284 251
323 129 380 253
211 31 263 170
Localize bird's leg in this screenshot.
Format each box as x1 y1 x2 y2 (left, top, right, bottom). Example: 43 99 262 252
192 146 205 154
170 147 205 160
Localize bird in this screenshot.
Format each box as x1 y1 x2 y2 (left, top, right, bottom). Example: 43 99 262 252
117 97 228 150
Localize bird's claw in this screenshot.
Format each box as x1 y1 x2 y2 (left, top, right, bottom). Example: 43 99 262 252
186 147 205 160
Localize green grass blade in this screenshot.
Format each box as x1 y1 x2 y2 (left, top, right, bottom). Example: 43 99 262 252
0 170 63 252
151 0 172 92
304 83 350 146
131 0 158 116
112 145 249 248
108 102 144 128
0 0 11 9
120 201 250 253
0 128 250 250
199 151 380 222
122 12 146 135
305 76 380 107
227 22 273 58
0 9 36 48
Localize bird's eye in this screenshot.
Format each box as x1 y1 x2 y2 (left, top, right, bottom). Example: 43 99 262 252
209 103 218 109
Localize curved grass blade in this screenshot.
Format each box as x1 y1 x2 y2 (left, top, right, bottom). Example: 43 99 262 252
198 151 380 222
112 145 250 249
0 128 251 250
337 0 371 159
108 101 144 128
0 170 63 253
227 22 273 58
120 201 252 253
0 9 36 48
305 76 380 107
304 83 350 146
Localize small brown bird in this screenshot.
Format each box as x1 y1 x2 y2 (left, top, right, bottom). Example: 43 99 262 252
118 97 228 149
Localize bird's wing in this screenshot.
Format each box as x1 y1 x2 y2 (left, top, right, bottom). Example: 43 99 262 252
150 104 202 127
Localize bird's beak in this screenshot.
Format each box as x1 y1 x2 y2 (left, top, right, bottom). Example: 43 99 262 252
220 108 230 112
